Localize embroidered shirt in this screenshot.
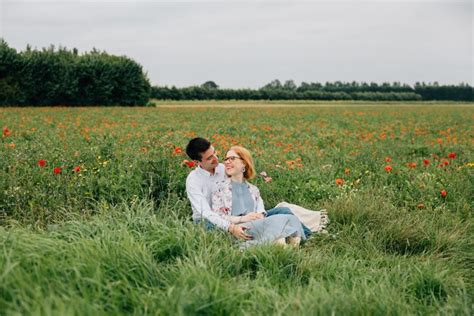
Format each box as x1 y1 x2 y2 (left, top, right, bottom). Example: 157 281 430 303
211 178 265 219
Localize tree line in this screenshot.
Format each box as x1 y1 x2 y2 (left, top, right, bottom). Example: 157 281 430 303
152 80 473 102
0 40 150 106
1 40 472 106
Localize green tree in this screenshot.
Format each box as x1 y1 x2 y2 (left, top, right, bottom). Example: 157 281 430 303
201 81 219 89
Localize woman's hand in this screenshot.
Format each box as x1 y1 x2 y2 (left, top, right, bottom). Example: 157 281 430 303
242 212 265 222
228 224 253 240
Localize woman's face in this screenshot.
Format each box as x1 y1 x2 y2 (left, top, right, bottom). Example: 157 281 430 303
224 149 245 177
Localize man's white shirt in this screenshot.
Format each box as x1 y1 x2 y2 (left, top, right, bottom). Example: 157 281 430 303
185 163 229 230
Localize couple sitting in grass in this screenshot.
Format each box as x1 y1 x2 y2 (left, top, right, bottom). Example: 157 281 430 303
185 137 328 249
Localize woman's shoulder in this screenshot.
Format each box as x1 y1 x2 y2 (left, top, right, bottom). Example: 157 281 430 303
214 177 231 190
246 181 260 193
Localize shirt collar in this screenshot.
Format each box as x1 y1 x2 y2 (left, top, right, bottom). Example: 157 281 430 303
197 165 221 177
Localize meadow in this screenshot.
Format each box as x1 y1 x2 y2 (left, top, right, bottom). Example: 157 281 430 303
0 101 473 315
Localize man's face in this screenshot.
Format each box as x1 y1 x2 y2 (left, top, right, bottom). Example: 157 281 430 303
198 146 219 171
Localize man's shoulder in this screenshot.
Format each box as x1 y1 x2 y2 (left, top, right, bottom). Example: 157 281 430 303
216 163 225 174
186 168 201 184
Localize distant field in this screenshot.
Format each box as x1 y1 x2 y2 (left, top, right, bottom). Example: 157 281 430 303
152 99 474 107
1 103 473 314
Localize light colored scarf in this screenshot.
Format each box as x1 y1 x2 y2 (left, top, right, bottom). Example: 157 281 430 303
275 202 329 233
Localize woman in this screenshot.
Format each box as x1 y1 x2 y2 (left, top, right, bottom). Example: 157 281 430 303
211 146 305 248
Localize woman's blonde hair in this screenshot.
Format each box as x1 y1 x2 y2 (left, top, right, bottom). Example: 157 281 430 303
229 146 256 180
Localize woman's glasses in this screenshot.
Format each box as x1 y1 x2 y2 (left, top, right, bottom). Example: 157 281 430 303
224 156 243 162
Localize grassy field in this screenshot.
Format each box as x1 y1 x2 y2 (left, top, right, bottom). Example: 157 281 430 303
1 102 473 315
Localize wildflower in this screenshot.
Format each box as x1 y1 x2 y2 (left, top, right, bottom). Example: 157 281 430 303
344 168 350 175
183 160 196 168
53 167 62 174
3 127 10 137
407 162 417 168
73 166 81 172
384 165 393 172
335 178 344 185
173 147 183 155
385 157 392 163
264 177 273 183
440 189 447 198
448 152 456 159
423 159 430 166
259 171 272 183
442 159 449 166
38 160 46 167
417 203 425 209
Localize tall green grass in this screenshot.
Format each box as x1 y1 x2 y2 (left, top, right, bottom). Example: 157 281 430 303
1 190 472 314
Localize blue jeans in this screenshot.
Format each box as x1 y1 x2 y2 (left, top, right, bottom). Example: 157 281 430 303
198 206 312 237
265 207 312 237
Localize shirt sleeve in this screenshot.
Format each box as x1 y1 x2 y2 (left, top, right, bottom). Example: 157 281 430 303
186 176 231 231
255 187 266 213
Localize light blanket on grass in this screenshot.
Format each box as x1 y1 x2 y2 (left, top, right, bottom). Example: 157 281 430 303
275 202 329 233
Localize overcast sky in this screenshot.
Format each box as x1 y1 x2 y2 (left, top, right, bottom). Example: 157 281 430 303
1 0 472 88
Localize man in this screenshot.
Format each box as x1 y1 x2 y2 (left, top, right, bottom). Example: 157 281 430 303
185 137 311 240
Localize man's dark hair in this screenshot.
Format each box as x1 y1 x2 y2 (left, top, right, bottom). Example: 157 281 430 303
186 137 211 161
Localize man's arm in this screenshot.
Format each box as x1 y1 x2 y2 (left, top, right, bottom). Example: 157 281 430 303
186 177 231 231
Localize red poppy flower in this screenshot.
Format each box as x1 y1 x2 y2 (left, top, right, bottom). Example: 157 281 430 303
423 159 430 166
38 160 46 167
448 152 456 159
53 167 62 174
442 159 449 166
407 162 417 168
74 166 81 172
335 178 344 185
3 127 10 137
440 189 447 198
183 160 196 168
384 165 393 172
385 157 392 163
173 147 183 155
